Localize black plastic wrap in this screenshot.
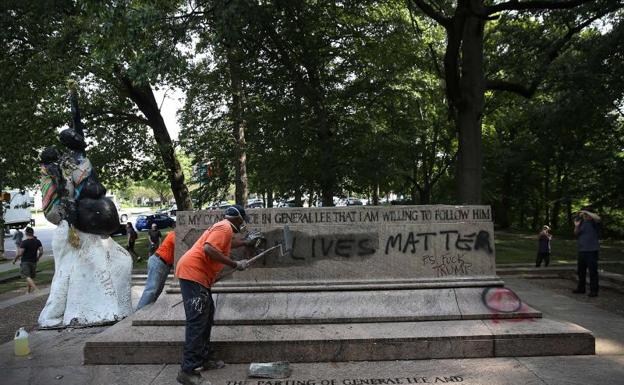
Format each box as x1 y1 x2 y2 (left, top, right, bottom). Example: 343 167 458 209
75 197 120 235
59 128 87 151
80 175 107 199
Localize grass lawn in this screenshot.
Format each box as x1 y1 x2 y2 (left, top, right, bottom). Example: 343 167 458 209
495 230 624 265
0 260 56 295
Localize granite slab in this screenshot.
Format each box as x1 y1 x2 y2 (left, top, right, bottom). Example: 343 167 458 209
84 318 594 364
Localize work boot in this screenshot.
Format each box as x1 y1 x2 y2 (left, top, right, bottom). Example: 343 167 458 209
201 358 225 370
588 292 598 297
572 288 585 294
177 370 206 385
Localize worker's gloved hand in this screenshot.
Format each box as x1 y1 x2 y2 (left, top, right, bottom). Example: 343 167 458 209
235 260 250 271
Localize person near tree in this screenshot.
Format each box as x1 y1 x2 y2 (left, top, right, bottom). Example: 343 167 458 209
175 205 256 385
572 207 601 297
13 227 43 293
126 222 139 262
535 225 552 267
147 223 162 259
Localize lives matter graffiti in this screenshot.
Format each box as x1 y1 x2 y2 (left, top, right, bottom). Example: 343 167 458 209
384 230 493 255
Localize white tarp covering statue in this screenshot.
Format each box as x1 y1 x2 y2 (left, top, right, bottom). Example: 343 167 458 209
38 83 132 327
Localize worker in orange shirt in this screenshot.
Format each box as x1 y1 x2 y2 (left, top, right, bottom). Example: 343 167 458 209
137 223 177 310
175 205 255 385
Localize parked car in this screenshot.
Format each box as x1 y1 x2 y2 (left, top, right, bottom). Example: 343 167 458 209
208 201 232 210
135 213 175 231
157 204 178 216
346 198 363 206
246 199 264 209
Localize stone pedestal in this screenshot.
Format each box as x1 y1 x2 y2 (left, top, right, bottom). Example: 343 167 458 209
84 205 594 363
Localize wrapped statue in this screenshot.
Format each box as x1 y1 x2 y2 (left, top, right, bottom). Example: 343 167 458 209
38 82 132 327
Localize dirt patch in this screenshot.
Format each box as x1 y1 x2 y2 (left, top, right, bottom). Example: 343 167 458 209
0 295 47 344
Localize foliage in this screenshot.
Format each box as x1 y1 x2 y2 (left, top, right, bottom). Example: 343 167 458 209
2 1 624 236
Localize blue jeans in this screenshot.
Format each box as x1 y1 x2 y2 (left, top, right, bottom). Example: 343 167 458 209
179 279 215 373
136 254 172 310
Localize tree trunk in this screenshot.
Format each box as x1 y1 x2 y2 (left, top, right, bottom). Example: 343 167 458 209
266 190 273 208
497 170 512 228
544 163 551 225
551 165 565 229
455 8 485 204
531 201 540 231
227 50 249 206
372 182 380 206
420 181 432 204
0 181 4 259
294 190 302 207
565 198 573 229
117 78 192 211
519 195 526 229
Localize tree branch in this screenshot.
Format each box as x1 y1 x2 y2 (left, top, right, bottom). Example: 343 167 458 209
410 0 451 27
486 0 595 15
486 6 619 97
406 0 443 77
485 79 536 98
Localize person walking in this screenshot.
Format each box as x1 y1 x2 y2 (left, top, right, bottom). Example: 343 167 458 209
535 225 552 267
12 227 43 293
137 227 175 310
126 222 139 262
175 205 256 385
148 223 162 259
13 229 23 250
572 207 601 297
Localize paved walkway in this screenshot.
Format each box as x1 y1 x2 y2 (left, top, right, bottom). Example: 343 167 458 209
0 277 623 385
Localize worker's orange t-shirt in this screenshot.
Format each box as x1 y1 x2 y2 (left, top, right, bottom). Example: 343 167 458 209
175 219 234 288
155 231 175 265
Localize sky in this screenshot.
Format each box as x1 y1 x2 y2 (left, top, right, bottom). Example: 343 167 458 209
154 88 185 140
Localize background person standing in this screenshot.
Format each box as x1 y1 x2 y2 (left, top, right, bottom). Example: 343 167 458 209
536 225 552 267
126 222 139 262
572 207 601 297
148 223 162 259
12 227 43 293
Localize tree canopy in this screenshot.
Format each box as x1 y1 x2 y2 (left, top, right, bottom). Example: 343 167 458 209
2 0 624 234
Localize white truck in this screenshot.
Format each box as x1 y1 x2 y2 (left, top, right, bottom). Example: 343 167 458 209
2 190 34 231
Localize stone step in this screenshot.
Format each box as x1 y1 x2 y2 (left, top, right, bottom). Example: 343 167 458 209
165 277 506 293
83 316 594 365
497 267 576 276
131 288 541 327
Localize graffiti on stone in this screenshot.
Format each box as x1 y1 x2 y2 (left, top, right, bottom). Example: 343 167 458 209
175 205 496 280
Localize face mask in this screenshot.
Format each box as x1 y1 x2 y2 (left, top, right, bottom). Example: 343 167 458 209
229 220 247 234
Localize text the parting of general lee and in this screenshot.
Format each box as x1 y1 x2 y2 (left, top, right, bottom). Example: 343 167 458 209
225 375 465 385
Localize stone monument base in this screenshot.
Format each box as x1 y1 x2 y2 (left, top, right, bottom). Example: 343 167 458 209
84 206 594 364
84 285 594 364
